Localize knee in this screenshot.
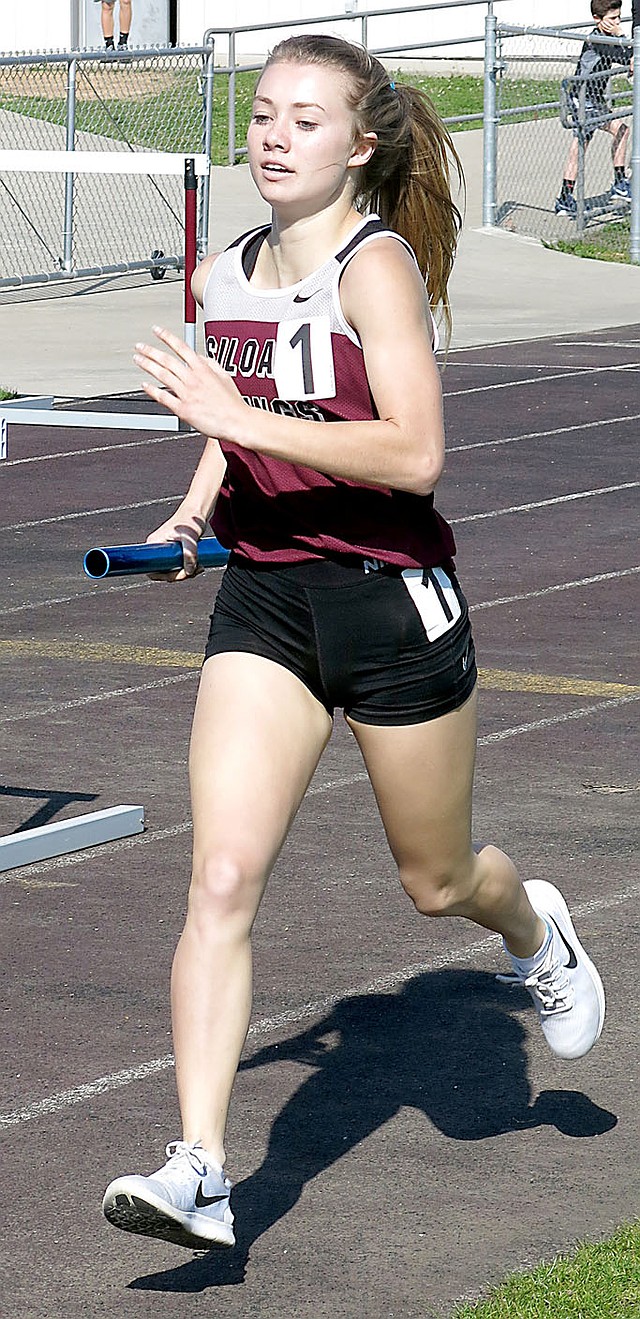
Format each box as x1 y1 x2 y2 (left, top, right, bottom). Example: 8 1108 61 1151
187 853 260 930
399 859 475 918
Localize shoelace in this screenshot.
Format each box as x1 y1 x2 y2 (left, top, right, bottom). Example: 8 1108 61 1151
164 1139 209 1181
497 958 574 1016
523 962 574 1015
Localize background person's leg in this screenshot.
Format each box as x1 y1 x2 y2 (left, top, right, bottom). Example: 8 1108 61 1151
117 0 132 45
100 0 115 45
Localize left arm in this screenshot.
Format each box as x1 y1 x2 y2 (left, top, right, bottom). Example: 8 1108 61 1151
134 240 446 497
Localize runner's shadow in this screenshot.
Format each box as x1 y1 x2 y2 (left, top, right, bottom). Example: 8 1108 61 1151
128 968 616 1293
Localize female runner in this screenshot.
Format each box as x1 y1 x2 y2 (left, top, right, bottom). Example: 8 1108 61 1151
102 34 604 1251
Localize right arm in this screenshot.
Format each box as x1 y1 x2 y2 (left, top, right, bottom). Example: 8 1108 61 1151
146 438 227 579
147 252 225 580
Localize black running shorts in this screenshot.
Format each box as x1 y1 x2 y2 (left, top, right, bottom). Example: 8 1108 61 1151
204 558 477 726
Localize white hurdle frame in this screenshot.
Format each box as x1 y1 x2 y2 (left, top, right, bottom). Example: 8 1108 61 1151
0 805 145 873
0 151 209 436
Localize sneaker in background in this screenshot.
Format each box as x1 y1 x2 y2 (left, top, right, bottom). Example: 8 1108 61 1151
554 193 577 217
609 177 631 201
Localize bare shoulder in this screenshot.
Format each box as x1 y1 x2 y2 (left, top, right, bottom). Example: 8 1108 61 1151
339 236 428 332
191 252 220 306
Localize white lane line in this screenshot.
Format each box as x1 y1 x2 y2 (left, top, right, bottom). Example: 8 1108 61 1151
1 433 176 468
469 565 640 612
2 458 636 541
0 672 197 724
478 692 640 744
442 361 639 399
0 495 182 533
453 481 639 524
448 413 640 454
0 578 151 618
3 688 637 889
2 876 638 1132
1 564 635 623
443 351 639 366
444 334 640 354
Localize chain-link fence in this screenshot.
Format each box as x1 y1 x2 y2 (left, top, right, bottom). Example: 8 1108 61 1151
485 20 638 260
0 45 215 286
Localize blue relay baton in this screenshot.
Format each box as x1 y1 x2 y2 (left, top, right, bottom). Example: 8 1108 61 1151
83 537 229 579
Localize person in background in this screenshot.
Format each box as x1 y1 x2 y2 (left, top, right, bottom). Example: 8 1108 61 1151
97 0 131 51
555 0 633 215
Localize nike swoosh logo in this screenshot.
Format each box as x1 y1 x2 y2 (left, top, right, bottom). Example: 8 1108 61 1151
195 1182 228 1209
293 290 318 303
549 916 578 969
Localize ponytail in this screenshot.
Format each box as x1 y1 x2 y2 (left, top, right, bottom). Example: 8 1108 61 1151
265 35 464 340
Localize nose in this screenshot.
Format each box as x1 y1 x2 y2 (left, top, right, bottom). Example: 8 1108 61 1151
263 115 289 152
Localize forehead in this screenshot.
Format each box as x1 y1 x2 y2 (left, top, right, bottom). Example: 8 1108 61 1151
254 61 352 112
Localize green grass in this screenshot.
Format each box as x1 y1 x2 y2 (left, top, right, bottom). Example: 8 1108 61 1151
546 213 631 263
547 237 630 262
0 69 558 166
450 1223 640 1318
0 387 18 400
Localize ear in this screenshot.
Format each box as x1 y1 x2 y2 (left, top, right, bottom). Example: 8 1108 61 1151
348 131 378 171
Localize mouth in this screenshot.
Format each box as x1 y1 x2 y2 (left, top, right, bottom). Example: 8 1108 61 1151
261 162 293 177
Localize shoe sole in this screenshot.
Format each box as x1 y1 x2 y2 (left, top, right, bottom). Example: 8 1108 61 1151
524 879 605 1055
103 1190 235 1250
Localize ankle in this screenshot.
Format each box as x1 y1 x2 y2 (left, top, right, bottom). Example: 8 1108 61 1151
505 914 548 961
187 1136 226 1170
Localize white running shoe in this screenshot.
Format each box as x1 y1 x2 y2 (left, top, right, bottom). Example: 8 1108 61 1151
102 1140 235 1249
502 879 605 1060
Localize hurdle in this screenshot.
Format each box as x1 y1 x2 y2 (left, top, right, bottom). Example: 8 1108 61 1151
0 150 209 435
0 805 145 873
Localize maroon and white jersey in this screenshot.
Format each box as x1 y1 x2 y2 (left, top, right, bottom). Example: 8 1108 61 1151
202 214 456 568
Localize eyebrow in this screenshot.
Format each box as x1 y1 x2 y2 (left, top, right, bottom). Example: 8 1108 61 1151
253 96 326 113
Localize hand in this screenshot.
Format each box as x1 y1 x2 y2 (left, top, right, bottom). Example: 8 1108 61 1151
145 510 208 581
134 326 246 441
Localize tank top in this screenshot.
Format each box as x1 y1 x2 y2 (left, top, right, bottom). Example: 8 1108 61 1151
202 213 456 569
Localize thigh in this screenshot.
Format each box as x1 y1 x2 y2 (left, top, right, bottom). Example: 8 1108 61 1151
189 652 333 883
347 687 478 874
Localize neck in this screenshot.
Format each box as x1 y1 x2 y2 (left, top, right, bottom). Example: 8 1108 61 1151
260 196 363 287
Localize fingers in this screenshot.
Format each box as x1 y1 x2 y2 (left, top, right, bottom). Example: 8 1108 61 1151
144 526 201 581
151 324 199 365
134 344 186 397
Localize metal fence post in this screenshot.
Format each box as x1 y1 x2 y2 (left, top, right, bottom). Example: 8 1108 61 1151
62 56 77 272
200 35 215 260
482 9 498 227
228 30 237 166
575 81 586 236
631 25 640 263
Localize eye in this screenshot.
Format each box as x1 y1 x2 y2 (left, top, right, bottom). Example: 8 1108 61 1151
297 120 318 132
252 112 270 125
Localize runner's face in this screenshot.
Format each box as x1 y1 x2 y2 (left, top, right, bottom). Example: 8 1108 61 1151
247 61 374 214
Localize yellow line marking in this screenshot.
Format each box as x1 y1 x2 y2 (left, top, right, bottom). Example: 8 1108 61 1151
478 668 640 697
0 638 201 669
0 640 638 698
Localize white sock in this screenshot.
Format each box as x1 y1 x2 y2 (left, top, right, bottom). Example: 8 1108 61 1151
507 920 552 974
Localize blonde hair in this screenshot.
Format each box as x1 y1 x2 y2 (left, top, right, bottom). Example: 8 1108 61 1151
263 34 463 339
